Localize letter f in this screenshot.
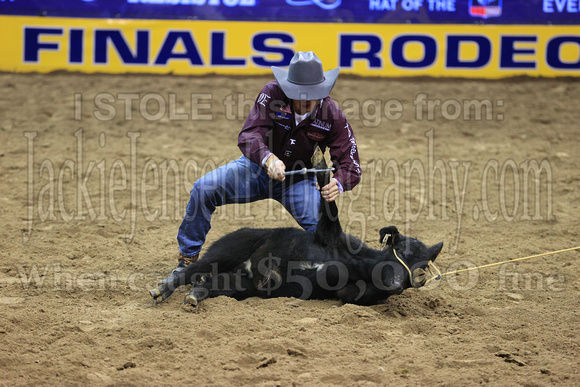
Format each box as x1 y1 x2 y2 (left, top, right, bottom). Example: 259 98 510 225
24 27 63 62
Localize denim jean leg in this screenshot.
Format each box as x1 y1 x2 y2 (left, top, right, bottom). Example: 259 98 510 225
177 156 268 257
279 177 321 232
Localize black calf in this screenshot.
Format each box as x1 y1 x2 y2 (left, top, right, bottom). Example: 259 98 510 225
150 170 443 308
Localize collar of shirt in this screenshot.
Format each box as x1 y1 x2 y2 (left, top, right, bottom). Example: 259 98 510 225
293 99 323 126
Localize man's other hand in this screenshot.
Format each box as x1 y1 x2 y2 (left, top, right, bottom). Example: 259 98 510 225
320 178 340 202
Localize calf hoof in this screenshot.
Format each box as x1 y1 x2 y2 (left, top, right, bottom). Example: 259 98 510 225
184 293 198 307
151 264 188 303
149 285 174 305
184 287 207 311
183 293 199 313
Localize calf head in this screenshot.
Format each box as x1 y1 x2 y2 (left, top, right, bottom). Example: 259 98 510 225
379 226 443 291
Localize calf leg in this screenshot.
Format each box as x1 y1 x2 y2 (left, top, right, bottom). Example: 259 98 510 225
184 271 256 308
336 281 402 306
150 229 272 304
149 259 215 304
177 227 274 287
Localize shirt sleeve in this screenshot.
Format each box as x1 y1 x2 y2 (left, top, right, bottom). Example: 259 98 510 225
238 84 276 166
327 113 362 191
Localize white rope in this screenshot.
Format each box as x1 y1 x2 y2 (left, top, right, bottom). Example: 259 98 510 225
442 246 580 277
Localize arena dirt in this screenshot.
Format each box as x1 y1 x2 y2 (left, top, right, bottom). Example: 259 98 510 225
0 73 578 386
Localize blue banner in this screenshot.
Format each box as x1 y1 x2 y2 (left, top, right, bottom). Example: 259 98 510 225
0 0 578 24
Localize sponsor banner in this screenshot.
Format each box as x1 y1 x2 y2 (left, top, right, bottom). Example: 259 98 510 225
0 0 579 24
1 16 579 78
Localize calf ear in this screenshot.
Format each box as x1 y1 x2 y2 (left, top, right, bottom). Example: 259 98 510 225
379 226 399 245
428 242 444 261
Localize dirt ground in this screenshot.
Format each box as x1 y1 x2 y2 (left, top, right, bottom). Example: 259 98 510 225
0 72 578 386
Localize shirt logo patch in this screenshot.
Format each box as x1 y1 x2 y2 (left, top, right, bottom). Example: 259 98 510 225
311 119 331 131
257 92 270 107
289 139 296 145
274 121 291 130
275 111 291 119
306 131 326 141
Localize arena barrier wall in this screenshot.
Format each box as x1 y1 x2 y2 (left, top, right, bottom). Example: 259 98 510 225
1 1 578 78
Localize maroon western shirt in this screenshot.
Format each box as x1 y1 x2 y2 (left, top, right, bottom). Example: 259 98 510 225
238 81 362 191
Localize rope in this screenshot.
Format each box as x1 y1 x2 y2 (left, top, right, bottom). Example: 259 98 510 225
392 247 441 287
442 246 580 277
392 248 414 283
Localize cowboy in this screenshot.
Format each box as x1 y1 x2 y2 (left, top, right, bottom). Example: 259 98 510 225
166 51 362 280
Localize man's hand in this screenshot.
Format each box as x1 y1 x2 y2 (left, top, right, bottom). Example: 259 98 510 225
265 155 285 181
320 178 340 202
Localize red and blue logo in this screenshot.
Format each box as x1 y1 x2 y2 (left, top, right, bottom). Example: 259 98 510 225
469 0 502 19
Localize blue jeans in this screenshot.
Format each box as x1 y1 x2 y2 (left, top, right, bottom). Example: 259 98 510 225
177 156 321 257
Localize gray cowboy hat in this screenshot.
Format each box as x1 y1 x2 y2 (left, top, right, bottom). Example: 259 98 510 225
272 51 340 100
